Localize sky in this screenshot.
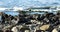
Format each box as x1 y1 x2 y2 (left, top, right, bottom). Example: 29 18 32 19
0 0 60 9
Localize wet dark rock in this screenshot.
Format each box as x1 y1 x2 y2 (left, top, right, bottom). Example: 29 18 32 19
18 17 30 24
20 27 30 32
0 30 3 32
10 16 15 20
25 22 32 25
4 30 13 32
36 30 44 32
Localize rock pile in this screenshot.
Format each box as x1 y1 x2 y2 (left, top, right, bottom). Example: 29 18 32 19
0 12 60 32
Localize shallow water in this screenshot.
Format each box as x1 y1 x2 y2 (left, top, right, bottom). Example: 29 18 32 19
3 11 19 16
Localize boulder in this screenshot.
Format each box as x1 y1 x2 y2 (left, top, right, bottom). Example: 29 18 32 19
52 28 58 32
11 27 19 32
25 30 30 32
40 24 50 31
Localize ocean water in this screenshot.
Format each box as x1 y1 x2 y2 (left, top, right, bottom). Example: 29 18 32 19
3 11 19 16
27 12 45 15
3 11 46 16
3 11 57 16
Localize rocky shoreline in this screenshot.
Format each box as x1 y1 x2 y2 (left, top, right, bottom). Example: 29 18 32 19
0 12 60 32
